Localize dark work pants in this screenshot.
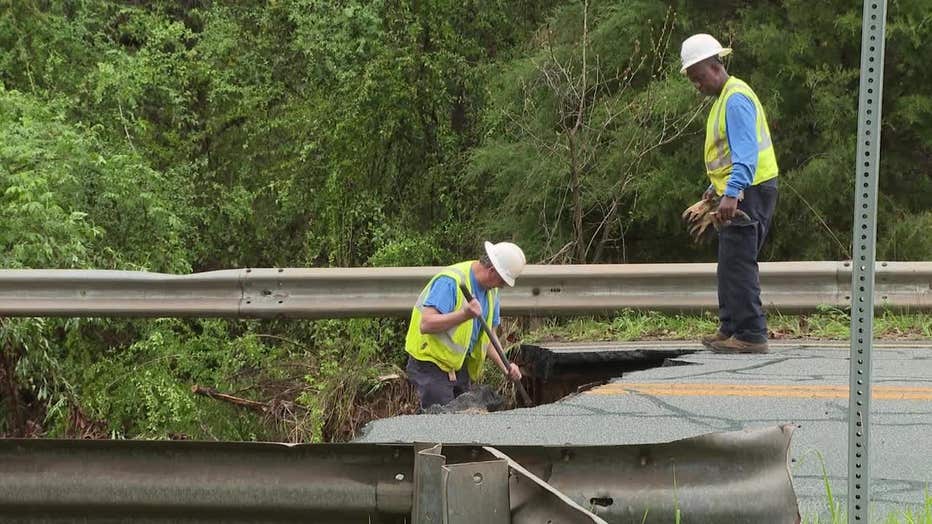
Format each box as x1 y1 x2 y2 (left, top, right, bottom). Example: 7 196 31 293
406 356 471 411
717 179 779 343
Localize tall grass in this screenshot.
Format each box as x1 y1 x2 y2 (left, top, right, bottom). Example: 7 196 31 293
797 450 932 523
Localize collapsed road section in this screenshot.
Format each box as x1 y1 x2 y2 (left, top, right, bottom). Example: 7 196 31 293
418 341 697 413
514 341 697 405
358 341 932 520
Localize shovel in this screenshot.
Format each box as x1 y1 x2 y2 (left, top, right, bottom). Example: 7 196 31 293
459 284 534 407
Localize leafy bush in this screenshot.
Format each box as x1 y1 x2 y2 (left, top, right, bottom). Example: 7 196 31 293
1 0 929 441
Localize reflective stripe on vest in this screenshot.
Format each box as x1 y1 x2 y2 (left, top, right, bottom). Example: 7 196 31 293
704 77 779 195
412 266 469 356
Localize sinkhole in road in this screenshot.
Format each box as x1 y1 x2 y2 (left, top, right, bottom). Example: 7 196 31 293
512 342 698 406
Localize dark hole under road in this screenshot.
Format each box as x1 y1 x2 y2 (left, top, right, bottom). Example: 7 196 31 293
512 342 697 406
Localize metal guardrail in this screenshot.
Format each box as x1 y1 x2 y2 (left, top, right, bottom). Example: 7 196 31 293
0 426 798 523
0 262 927 318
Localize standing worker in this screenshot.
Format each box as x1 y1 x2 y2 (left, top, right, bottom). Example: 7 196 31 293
405 241 525 411
681 34 779 354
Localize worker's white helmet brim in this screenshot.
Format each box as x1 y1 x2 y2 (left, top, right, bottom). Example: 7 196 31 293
681 47 731 73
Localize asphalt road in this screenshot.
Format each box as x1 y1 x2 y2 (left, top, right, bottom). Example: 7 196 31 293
356 340 932 520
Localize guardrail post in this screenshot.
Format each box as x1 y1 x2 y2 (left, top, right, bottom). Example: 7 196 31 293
414 443 446 523
413 444 510 524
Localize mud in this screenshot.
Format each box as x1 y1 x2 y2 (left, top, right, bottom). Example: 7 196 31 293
425 385 504 414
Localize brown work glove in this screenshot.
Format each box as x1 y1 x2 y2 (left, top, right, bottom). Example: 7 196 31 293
682 198 718 243
682 196 751 243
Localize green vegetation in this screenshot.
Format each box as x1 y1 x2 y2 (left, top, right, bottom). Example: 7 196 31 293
0 1 930 442
795 450 932 523
801 490 932 523
522 309 932 343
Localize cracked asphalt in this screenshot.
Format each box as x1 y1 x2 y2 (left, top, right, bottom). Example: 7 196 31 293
356 340 932 519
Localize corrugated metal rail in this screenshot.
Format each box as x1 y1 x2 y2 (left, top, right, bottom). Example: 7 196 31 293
0 261 927 318
0 425 798 523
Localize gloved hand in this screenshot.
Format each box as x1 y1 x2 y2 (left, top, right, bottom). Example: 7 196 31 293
681 198 716 224
682 195 751 243
682 198 718 243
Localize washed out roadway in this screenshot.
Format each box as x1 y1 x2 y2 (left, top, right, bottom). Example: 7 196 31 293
356 340 932 519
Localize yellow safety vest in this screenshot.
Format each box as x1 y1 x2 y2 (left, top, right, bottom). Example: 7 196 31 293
705 76 779 195
405 261 497 381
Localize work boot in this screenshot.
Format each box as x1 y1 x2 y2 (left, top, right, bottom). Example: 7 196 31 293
709 336 769 354
700 331 730 349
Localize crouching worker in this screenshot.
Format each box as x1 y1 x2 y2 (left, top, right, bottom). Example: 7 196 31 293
405 241 526 411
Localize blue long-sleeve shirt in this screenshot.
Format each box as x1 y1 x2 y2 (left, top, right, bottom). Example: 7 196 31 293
423 273 500 354
722 93 758 198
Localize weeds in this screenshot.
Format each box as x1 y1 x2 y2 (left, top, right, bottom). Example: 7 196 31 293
521 310 932 343
890 487 932 524
796 450 844 524
796 450 932 523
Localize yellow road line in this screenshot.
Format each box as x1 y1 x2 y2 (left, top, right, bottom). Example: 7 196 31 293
587 383 932 400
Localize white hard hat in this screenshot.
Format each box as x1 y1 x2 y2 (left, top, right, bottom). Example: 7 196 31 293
483 241 526 287
680 33 731 73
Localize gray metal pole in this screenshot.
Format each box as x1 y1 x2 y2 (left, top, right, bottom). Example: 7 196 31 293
848 1 887 522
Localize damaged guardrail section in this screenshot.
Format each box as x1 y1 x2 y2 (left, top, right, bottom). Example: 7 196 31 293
0 261 927 318
0 426 798 523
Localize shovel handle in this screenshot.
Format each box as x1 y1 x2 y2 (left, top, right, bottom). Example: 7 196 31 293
459 284 534 406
